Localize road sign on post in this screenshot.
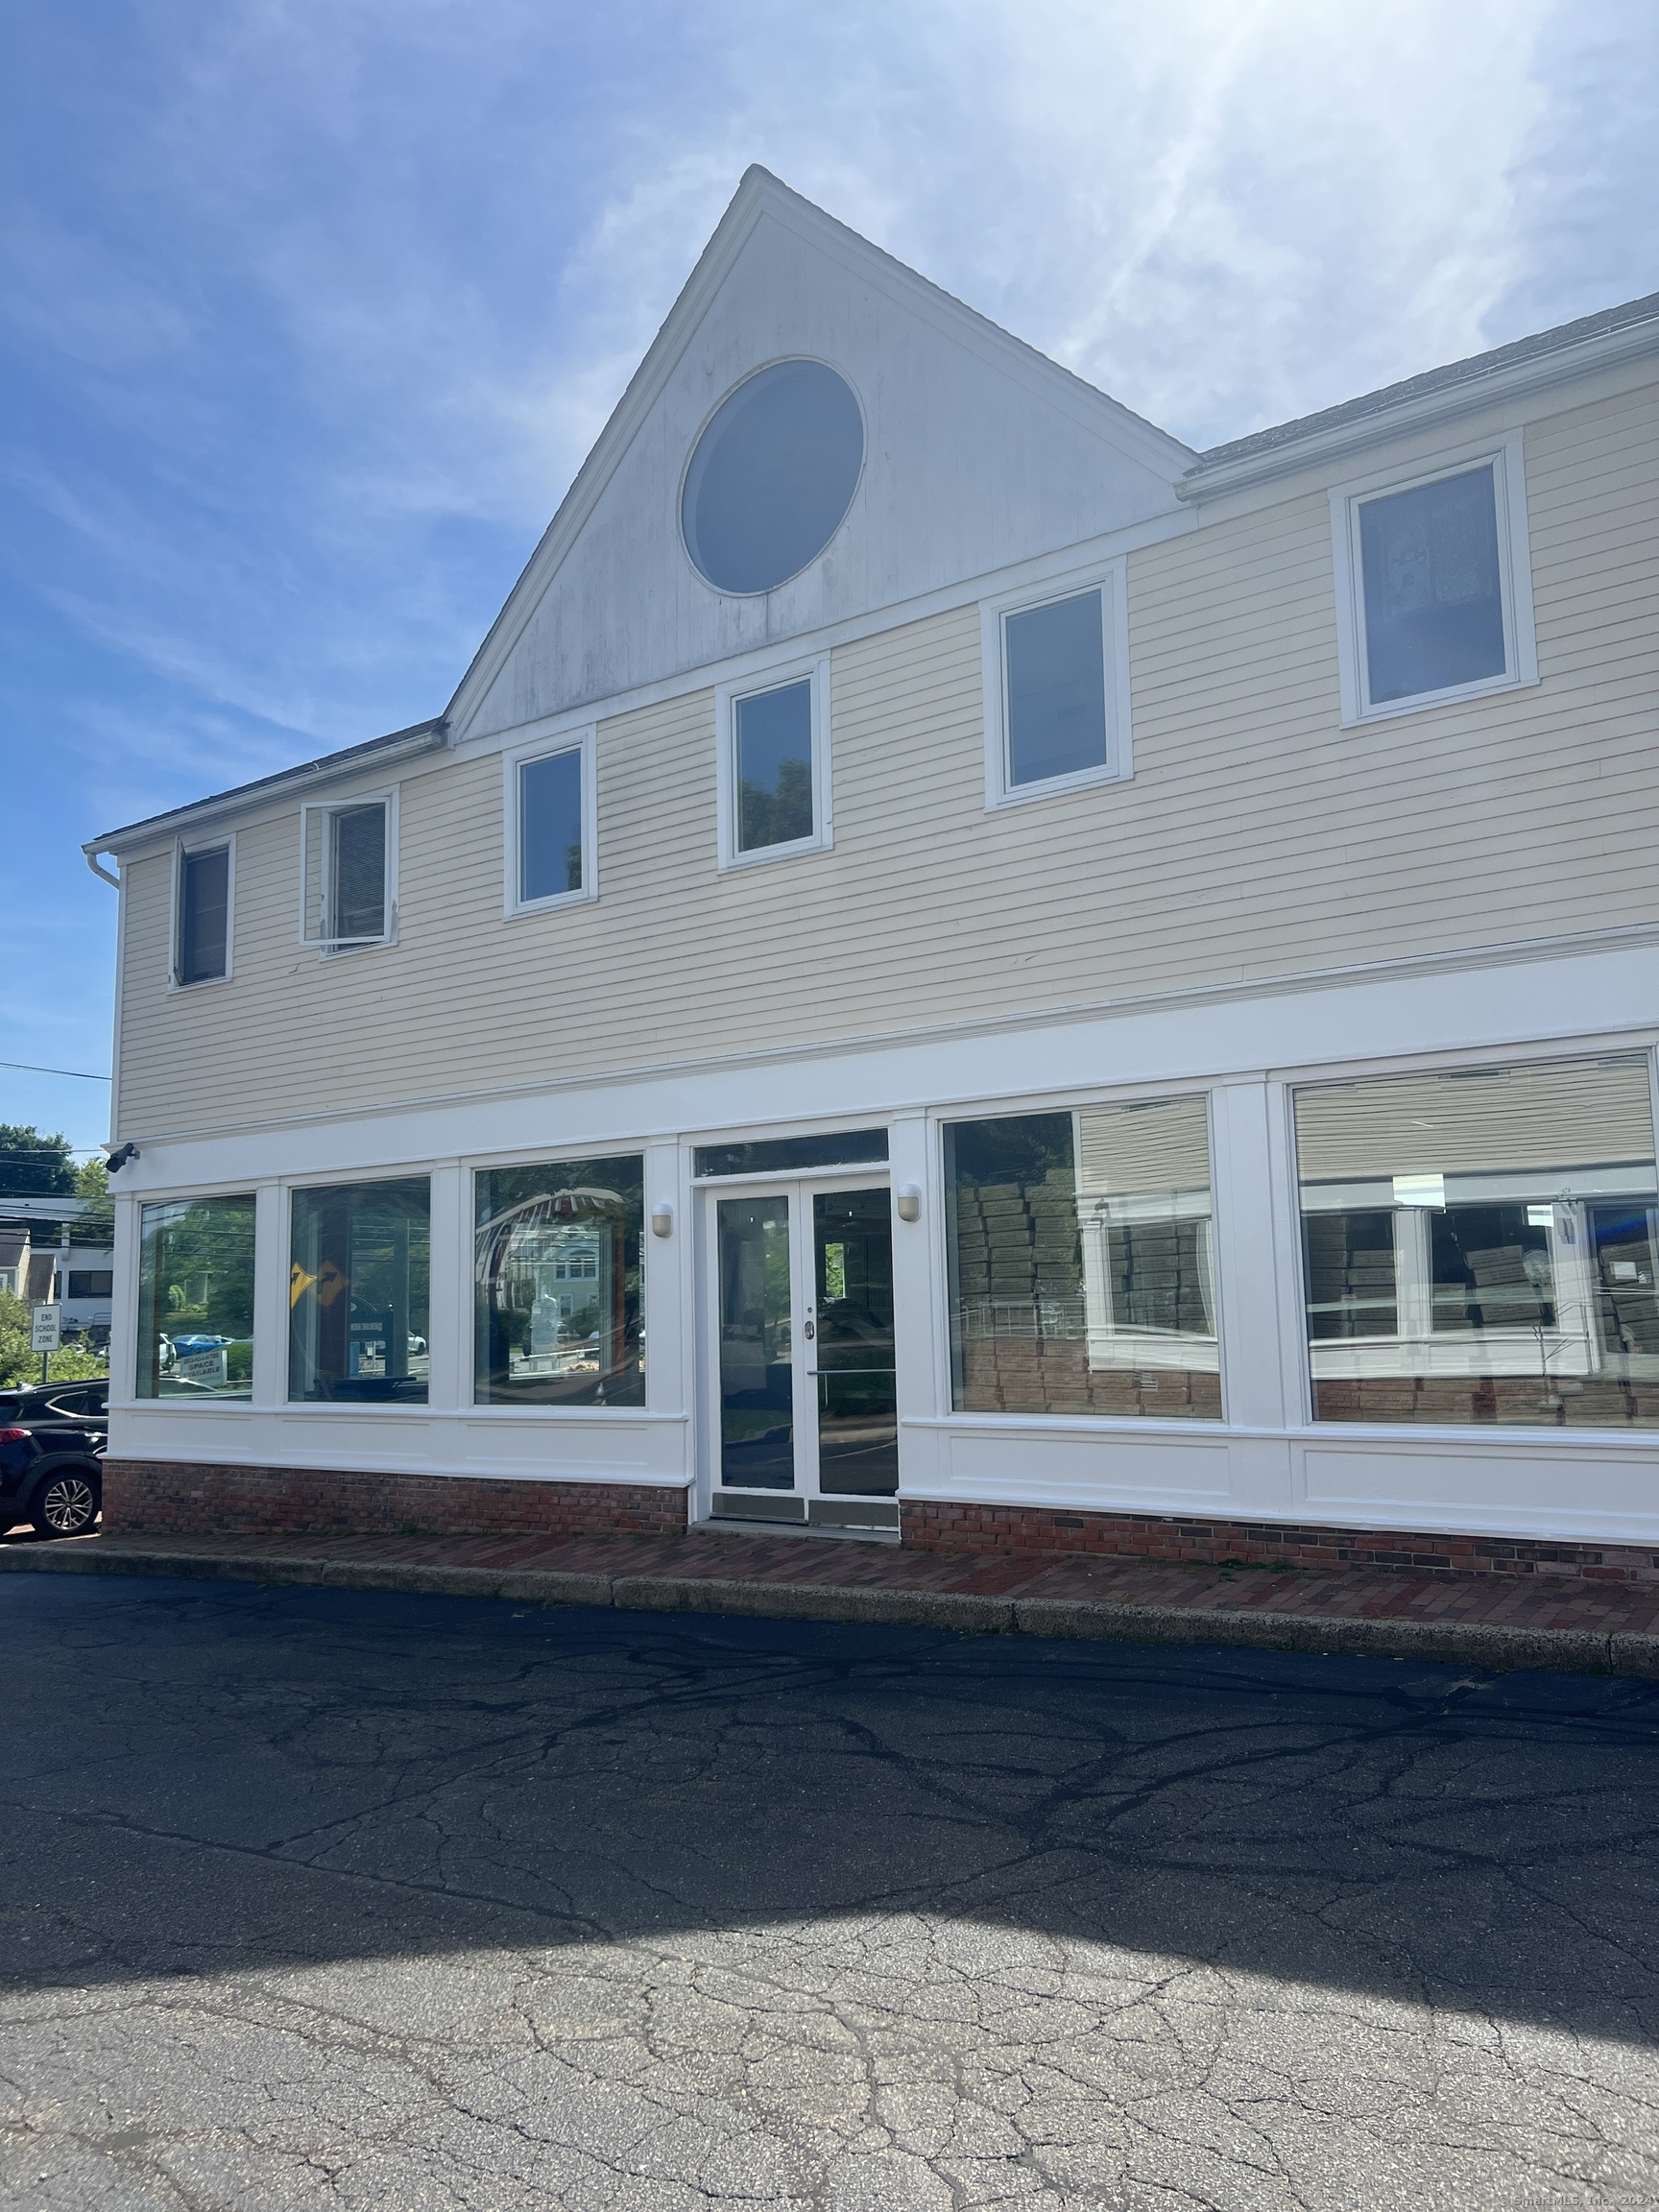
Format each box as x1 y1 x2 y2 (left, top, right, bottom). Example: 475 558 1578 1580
31 1304 60 1382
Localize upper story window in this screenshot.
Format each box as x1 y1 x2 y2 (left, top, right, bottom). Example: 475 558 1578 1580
300 793 397 952
715 661 831 871
506 730 596 917
173 838 232 986
682 360 864 595
981 563 1131 808
1331 436 1538 724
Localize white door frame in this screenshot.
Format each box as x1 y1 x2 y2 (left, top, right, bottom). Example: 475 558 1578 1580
697 1166 893 1516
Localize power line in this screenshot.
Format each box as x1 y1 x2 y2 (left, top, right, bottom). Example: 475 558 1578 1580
0 1060 110 1081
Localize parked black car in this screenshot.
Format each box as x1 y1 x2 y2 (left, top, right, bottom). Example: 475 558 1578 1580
0 1381 106 1537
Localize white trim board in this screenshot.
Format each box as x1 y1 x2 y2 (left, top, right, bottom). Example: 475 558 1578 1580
105 917 1659 1157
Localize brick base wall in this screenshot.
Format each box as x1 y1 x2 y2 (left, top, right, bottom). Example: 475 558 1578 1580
900 1500 1659 1583
103 1461 688 1542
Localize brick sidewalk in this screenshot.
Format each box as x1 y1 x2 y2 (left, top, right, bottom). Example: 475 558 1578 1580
7 1522 1659 1674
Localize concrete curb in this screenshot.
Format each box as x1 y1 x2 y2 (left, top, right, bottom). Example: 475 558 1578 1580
2 1540 1653 1677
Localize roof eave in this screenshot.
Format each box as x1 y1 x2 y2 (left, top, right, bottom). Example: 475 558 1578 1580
1176 311 1659 503
84 722 448 860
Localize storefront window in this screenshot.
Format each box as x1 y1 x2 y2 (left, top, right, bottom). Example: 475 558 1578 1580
474 1157 644 1407
945 1099 1219 1417
136 1195 256 1399
1296 1054 1659 1426
288 1180 430 1403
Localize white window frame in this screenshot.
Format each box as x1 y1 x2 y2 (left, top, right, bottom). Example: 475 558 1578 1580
502 726 597 919
298 789 398 955
981 560 1132 811
167 832 236 990
715 657 832 873
1330 431 1539 728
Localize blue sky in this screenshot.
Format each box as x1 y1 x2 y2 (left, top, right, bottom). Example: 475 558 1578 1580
2 0 1656 1159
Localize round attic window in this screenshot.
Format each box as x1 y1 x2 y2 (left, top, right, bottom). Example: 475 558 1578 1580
681 359 864 595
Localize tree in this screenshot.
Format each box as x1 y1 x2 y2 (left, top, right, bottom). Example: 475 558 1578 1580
0 1288 106 1390
73 1156 114 1244
0 1125 77 1197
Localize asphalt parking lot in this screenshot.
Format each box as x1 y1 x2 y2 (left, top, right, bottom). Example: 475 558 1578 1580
1 1575 1657 2210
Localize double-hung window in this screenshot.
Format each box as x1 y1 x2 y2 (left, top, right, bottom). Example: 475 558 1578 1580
1331 436 1538 724
982 563 1131 807
716 660 831 870
172 838 232 986
505 729 596 915
300 794 397 952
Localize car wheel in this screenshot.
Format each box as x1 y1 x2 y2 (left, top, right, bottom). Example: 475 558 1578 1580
30 1467 102 1539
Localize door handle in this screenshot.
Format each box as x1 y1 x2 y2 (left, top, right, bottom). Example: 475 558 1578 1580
803 1319 815 1340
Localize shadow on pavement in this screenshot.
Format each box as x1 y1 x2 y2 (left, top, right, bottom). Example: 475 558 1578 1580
2 1571 1656 2042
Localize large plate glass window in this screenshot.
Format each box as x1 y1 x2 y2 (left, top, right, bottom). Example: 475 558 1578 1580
136 1194 256 1399
682 359 863 595
300 796 395 950
475 1156 644 1406
1295 1054 1659 1427
1334 442 1536 723
174 841 230 985
288 1179 430 1403
945 1098 1219 1416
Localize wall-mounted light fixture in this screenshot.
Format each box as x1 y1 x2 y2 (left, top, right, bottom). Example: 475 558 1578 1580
650 1201 675 1238
896 1183 922 1223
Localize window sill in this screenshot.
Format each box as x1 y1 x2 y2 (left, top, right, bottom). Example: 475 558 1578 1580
717 833 833 875
1340 667 1540 730
505 885 597 921
986 761 1131 812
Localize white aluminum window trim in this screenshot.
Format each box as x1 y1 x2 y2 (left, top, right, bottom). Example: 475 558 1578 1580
166 832 236 991
1330 430 1539 729
715 657 832 874
298 787 399 954
981 559 1132 812
502 726 598 919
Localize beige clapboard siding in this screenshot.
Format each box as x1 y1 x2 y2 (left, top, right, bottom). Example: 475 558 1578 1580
114 374 1659 1138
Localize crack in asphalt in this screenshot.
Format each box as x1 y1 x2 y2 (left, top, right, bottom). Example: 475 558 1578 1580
1 1575 1657 2208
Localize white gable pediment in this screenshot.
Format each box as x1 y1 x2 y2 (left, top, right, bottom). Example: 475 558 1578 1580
451 170 1192 742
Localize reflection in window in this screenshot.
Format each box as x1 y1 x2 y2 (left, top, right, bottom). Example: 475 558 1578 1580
717 1194 793 1487
1004 589 1109 787
682 360 863 595
177 846 229 984
735 680 814 852
519 749 584 903
288 1180 430 1403
1296 1056 1659 1426
136 1195 256 1399
331 805 387 941
474 1157 643 1407
945 1098 1218 1417
1358 465 1506 705
694 1129 887 1178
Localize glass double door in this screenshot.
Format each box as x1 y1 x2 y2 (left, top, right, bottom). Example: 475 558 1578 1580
712 1181 899 1502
